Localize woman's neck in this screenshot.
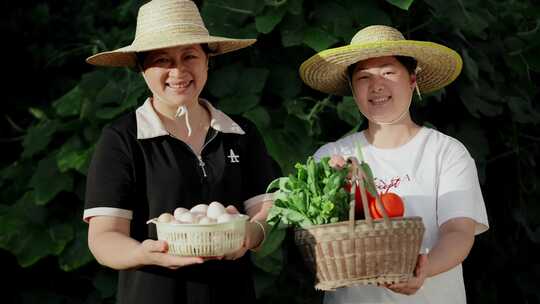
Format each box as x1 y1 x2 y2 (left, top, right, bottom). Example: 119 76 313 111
365 119 421 149
152 97 210 140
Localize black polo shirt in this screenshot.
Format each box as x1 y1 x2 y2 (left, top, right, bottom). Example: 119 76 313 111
84 98 280 304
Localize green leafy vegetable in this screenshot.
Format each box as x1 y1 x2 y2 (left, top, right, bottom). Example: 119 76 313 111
266 156 350 229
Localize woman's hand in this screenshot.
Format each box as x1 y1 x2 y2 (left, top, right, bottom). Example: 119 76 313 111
329 154 347 169
88 216 205 270
222 205 264 260
138 239 204 270
385 254 428 295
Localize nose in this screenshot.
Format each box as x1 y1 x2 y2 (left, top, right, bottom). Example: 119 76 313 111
168 60 186 76
369 76 385 93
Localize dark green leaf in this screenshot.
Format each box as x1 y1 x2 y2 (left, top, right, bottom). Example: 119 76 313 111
243 106 271 130
255 6 287 34
337 96 363 126
267 66 302 99
52 86 83 117
96 81 122 105
280 14 306 47
207 64 241 97
22 120 59 158
237 67 270 94
385 0 415 10
57 137 92 174
303 27 339 52
59 222 94 271
507 96 540 124
461 49 479 82
218 94 260 114
0 194 72 267
30 156 74 205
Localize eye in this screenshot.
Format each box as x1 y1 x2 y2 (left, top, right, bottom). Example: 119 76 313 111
154 57 170 64
184 53 198 60
382 69 396 76
356 74 370 80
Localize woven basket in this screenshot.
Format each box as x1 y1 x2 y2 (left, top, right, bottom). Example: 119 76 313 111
294 158 425 290
149 216 247 256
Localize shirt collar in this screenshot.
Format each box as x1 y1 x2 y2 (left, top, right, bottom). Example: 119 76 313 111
135 98 245 140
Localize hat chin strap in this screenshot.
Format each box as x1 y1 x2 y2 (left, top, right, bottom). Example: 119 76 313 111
348 77 413 126
139 67 193 137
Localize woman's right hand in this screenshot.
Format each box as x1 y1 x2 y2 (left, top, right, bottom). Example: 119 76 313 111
139 239 204 270
328 154 347 169
88 216 205 270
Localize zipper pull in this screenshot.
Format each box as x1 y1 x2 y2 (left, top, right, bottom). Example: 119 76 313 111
198 156 207 178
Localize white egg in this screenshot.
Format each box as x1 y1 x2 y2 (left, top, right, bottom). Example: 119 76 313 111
177 212 196 223
173 207 189 220
198 216 217 224
217 213 234 223
157 213 174 223
190 204 208 214
207 201 226 219
169 219 182 225
192 212 206 222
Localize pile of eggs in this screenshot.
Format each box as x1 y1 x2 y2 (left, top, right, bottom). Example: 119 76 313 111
156 201 246 224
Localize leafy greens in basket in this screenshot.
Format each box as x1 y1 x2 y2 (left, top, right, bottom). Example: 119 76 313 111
266 156 350 229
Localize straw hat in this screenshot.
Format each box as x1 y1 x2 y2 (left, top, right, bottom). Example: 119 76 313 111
299 25 463 95
86 0 256 67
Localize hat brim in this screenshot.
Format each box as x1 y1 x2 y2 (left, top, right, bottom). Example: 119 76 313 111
86 36 256 67
299 40 463 95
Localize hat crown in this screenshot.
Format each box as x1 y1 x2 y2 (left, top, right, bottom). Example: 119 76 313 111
350 25 405 45
133 0 209 48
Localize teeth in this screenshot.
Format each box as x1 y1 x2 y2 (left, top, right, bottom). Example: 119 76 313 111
168 81 191 89
370 97 390 104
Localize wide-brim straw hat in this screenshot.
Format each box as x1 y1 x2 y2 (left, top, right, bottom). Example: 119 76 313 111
86 0 256 67
299 25 463 95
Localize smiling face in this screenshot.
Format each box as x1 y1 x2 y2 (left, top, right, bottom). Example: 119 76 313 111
350 56 416 124
141 44 208 110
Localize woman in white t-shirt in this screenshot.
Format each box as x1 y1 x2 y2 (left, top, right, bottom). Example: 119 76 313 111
299 25 489 304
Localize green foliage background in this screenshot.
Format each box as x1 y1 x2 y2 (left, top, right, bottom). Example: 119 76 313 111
2 0 539 303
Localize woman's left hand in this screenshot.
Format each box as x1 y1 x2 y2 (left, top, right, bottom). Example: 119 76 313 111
222 206 264 260
386 254 429 295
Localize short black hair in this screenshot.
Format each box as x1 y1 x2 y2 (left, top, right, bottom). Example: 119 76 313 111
395 56 418 74
347 55 418 79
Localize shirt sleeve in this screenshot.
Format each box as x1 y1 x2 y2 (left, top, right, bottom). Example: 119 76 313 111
313 142 338 161
83 126 135 222
437 141 489 235
241 121 281 210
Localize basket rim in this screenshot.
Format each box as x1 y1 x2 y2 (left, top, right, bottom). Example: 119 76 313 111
149 214 248 227
294 215 423 231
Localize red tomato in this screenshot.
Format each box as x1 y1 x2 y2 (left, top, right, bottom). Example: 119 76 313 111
368 193 405 219
369 197 382 219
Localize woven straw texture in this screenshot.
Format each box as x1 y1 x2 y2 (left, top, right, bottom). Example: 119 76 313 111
299 25 462 95
154 216 246 256
295 217 425 290
86 0 255 67
294 157 425 290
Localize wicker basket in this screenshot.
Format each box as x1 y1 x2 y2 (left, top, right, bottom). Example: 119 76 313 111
149 215 247 256
294 158 425 290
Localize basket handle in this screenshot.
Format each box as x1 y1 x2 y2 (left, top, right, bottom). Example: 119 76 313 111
347 157 391 229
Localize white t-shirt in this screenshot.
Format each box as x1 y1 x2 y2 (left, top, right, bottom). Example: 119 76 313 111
313 127 489 304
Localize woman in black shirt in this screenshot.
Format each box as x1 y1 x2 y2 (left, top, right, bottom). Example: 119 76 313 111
83 1 279 303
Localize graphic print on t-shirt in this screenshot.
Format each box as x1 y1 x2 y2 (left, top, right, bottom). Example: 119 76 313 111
227 149 240 163
374 174 412 193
